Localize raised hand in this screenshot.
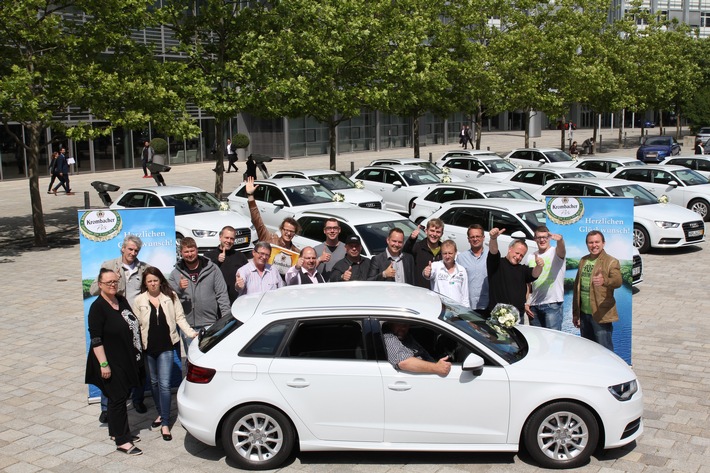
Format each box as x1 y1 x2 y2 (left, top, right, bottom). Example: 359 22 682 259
236 273 245 290
423 260 432 278
343 266 352 281
489 227 506 239
179 275 189 289
435 356 452 376
592 268 604 286
383 263 396 279
218 246 226 263
245 176 259 195
319 249 331 264
410 228 420 240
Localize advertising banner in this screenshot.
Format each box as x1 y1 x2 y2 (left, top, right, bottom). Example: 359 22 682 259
544 197 634 364
79 208 177 401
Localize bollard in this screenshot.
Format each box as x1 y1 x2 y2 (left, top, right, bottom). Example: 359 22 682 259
350 161 354 177
533 141 536 148
429 152 433 163
487 146 490 151
599 134 602 153
624 132 627 148
84 191 91 209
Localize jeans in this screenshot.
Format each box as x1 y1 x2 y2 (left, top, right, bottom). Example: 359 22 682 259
580 312 614 351
528 302 563 331
147 349 176 426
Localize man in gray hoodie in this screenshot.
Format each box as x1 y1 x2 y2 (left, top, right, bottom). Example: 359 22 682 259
169 237 231 350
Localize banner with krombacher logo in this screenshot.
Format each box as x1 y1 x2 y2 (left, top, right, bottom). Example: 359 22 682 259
79 208 177 402
543 197 634 365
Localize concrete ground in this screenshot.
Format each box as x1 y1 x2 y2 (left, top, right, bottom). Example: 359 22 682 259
1 128 708 473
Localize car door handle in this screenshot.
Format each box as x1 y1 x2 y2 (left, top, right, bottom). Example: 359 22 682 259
387 381 412 391
286 378 310 388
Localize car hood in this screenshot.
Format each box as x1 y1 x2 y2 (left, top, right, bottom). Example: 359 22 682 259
635 203 702 221
509 326 636 386
176 210 251 231
336 188 384 204
640 144 673 152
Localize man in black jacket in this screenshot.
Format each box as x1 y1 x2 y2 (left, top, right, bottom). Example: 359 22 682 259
367 228 415 284
403 218 444 288
204 226 248 303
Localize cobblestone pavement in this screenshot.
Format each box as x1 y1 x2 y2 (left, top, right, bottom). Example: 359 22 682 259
1 129 708 473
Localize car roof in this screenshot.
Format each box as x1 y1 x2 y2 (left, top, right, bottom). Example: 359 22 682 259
575 156 641 163
437 197 544 212
370 158 428 164
423 182 524 192
636 164 687 171
121 185 208 196
272 169 339 177
355 164 429 172
509 148 561 153
249 177 322 187
236 282 441 321
543 177 634 187
440 154 506 161
294 207 411 224
513 166 578 174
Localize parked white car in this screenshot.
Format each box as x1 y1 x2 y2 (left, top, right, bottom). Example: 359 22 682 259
409 182 536 224
270 169 384 209
661 156 710 180
368 157 454 180
110 185 256 252
350 165 441 214
227 178 356 232
569 156 646 177
533 178 706 253
178 283 643 470
607 164 710 221
504 148 576 168
497 167 597 194
435 154 518 182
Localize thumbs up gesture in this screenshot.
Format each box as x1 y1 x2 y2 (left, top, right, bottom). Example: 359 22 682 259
319 249 331 264
423 260 432 278
383 263 396 279
236 273 245 290
343 266 352 281
218 246 226 263
592 268 604 286
179 275 189 289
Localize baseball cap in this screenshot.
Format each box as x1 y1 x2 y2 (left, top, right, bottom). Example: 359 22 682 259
345 235 361 245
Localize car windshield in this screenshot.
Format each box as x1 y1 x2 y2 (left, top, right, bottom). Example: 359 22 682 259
486 159 517 173
400 169 441 185
162 192 221 216
413 162 444 175
311 173 354 190
672 169 709 186
355 219 421 255
485 188 536 200
607 184 658 206
283 184 335 205
622 161 645 167
439 300 526 363
559 171 596 178
545 150 574 162
517 209 547 229
644 137 672 146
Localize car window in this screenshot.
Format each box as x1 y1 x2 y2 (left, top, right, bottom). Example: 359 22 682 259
511 170 542 185
162 192 221 215
578 161 607 173
355 219 420 255
487 159 517 173
582 185 609 197
359 169 384 182
283 319 366 360
616 169 651 183
542 183 586 195
666 158 692 168
242 321 292 357
541 172 559 185
510 150 531 161
439 207 489 229
283 184 334 205
651 171 674 185
252 185 269 202
697 160 710 172
298 216 328 241
379 319 475 367
490 210 528 237
670 168 709 186
485 188 535 200
644 136 670 146
444 159 469 170
607 185 658 206
384 170 402 185
146 195 163 207
198 315 243 354
117 192 149 208
400 169 440 185
428 188 466 202
544 150 574 163
313 173 353 190
272 173 300 179
415 162 443 175
518 209 547 232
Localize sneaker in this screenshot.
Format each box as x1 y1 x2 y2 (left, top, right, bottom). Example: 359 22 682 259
99 411 108 423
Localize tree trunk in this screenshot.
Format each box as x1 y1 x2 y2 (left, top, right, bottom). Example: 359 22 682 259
475 100 483 150
658 109 664 135
524 108 530 148
592 113 599 154
412 115 420 159
329 120 337 170
560 126 566 151
213 119 225 198
618 109 624 146
27 122 47 246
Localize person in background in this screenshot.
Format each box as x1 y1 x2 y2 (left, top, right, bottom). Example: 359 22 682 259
141 141 153 178
245 154 258 180
85 269 145 456
134 267 196 442
695 138 705 155
226 138 238 173
569 141 579 157
47 151 59 194
286 246 326 285
51 147 73 195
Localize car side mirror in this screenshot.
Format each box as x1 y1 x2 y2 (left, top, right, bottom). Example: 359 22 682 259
510 231 527 239
667 180 678 188
392 181 403 188
273 199 285 207
462 353 484 375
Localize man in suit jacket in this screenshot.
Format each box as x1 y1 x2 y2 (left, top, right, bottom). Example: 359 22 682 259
572 230 622 351
367 228 416 285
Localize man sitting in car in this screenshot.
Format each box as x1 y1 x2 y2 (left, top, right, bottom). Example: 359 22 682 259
382 322 451 376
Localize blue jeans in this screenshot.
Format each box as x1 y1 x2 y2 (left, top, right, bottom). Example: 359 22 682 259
146 349 176 426
580 312 614 351
528 302 563 331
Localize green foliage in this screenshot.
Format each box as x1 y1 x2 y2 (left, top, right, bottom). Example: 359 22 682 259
232 133 250 149
150 138 169 154
83 279 95 299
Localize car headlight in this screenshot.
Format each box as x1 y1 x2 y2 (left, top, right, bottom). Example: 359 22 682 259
654 221 679 229
609 379 638 401
192 230 218 238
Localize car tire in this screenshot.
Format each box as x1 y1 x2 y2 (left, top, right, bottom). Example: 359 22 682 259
633 224 650 253
522 401 599 469
221 405 295 471
688 199 710 221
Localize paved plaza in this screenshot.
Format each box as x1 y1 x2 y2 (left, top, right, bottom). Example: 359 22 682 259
1 129 709 472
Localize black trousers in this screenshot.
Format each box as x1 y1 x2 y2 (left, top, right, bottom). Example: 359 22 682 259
227 154 238 172
107 390 132 445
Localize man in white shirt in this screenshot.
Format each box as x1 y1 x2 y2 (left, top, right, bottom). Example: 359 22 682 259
423 240 469 307
524 225 566 330
286 247 326 285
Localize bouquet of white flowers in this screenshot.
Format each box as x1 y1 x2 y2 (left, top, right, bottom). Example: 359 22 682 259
218 201 230 211
489 303 518 328
332 192 345 202
354 180 365 189
658 194 669 204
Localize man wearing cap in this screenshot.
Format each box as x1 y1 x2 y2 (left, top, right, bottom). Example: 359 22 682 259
330 235 371 282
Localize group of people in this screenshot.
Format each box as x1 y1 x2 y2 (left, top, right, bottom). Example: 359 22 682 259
459 124 474 149
85 177 623 455
47 147 74 195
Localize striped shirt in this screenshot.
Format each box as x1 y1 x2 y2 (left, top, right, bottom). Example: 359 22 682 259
236 261 284 295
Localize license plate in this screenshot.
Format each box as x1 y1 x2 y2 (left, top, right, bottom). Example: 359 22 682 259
632 267 641 276
688 229 704 237
647 152 658 157
235 236 249 245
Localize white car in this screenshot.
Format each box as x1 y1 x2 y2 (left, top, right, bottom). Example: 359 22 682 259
504 148 576 169
569 156 646 177
110 185 256 251
607 164 710 221
662 156 710 180
369 157 452 179
498 167 598 194
438 149 501 161
533 178 706 253
409 182 536 224
227 178 357 232
350 165 441 214
291 207 422 257
435 154 518 182
270 169 384 209
696 127 710 141
177 283 643 470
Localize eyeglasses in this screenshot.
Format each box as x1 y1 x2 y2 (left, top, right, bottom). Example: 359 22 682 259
468 235 483 240
324 226 340 231
535 236 549 240
281 228 296 235
255 251 271 258
100 280 119 286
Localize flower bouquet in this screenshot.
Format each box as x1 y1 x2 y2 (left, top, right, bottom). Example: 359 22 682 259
489 303 519 328
354 180 365 189
658 194 669 204
218 201 230 211
332 192 345 202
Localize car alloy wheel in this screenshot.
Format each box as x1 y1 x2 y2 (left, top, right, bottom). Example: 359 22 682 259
523 401 598 469
689 199 709 221
633 224 650 253
221 405 295 470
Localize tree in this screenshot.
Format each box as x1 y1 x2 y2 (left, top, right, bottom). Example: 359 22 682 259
0 0 185 246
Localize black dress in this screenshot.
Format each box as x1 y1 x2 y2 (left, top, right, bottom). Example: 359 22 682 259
85 296 145 399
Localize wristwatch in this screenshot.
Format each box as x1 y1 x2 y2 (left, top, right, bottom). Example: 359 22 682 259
100 361 109 368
